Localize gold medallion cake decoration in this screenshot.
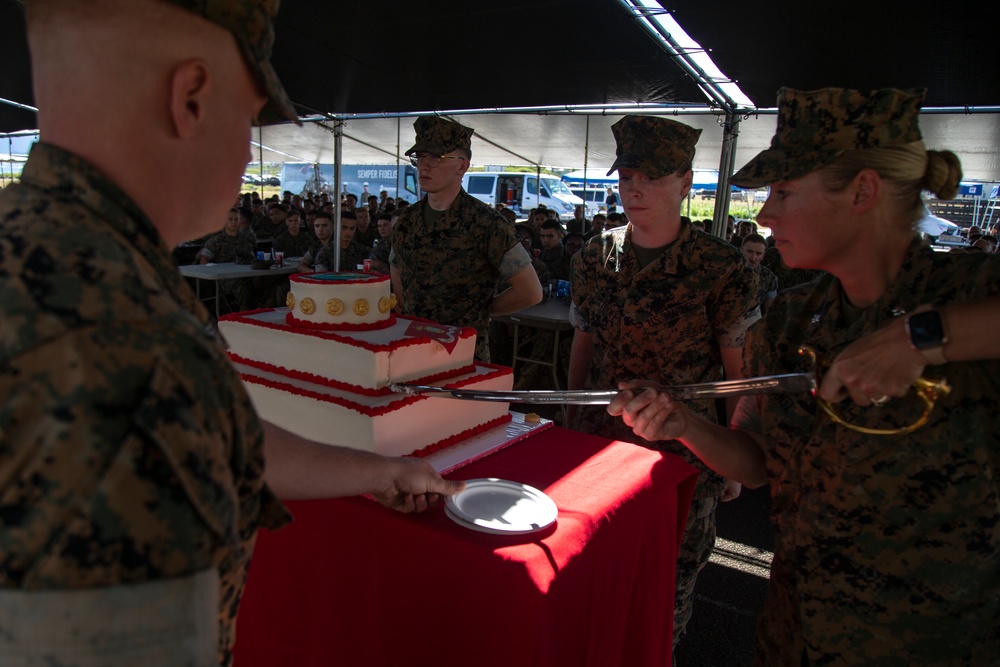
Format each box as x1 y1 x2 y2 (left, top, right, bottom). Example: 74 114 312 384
300 297 316 315
378 296 392 314
353 299 370 316
327 298 344 316
286 292 295 310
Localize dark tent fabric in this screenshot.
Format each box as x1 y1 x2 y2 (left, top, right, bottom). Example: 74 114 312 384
2 0 998 173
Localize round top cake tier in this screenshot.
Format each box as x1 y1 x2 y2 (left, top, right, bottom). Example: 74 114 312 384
286 272 396 330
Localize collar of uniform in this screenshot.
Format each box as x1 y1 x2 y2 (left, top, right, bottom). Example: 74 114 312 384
869 235 940 318
417 189 469 228
620 219 692 275
809 235 936 342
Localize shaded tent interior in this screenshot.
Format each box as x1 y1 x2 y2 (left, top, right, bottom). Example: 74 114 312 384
2 0 999 179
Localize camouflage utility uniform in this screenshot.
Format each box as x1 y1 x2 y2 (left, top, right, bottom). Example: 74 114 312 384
198 230 255 263
392 190 530 361
735 237 1000 666
570 220 759 644
370 236 392 273
272 228 314 257
756 263 778 309
198 231 257 311
0 143 290 664
315 239 369 272
299 239 330 271
762 245 824 292
540 244 572 281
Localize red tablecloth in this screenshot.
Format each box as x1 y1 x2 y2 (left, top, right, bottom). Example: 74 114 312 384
233 426 698 667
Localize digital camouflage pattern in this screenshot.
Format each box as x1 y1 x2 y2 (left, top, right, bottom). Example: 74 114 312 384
370 237 392 273
237 225 258 246
404 116 474 156
607 115 702 178
734 237 1000 666
391 190 530 362
570 221 759 645
732 87 926 188
314 239 369 272
0 143 290 665
299 239 329 270
756 263 778 308
164 0 299 125
272 227 313 257
198 232 259 311
539 244 572 282
761 245 826 292
252 214 284 240
198 230 255 263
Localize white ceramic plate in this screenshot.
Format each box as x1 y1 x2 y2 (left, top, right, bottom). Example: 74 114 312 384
445 478 557 534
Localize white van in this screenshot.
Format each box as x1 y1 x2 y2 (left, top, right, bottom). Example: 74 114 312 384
462 171 584 218
566 185 616 218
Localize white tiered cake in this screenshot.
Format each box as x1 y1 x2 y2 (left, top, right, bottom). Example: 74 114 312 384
219 272 513 458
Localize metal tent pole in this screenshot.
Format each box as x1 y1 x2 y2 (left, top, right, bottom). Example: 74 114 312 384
334 121 344 272
582 116 590 225
712 112 740 239
258 126 264 199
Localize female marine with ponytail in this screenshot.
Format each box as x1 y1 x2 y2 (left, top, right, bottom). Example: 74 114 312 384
609 88 1000 667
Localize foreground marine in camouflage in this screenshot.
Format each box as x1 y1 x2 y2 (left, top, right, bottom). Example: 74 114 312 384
609 88 1000 666
569 114 760 650
0 2 462 665
391 116 542 361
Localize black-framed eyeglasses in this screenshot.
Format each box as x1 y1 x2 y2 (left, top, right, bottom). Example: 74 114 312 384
408 153 465 168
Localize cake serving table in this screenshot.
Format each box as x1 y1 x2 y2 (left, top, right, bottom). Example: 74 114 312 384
233 424 698 667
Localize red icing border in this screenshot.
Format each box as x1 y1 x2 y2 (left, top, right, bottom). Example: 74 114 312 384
285 311 397 331
227 352 477 397
291 271 388 286
219 309 476 353
405 414 512 459
238 364 514 417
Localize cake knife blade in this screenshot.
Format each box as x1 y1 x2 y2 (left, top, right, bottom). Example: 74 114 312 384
389 373 816 405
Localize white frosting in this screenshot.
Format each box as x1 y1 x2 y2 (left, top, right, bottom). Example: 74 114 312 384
288 271 392 327
219 309 477 391
232 361 513 457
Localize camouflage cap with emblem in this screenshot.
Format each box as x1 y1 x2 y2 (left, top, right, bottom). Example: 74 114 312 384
731 87 926 188
607 115 701 179
164 0 300 125
405 117 474 156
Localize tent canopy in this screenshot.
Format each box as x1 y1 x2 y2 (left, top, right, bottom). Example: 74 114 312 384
2 0 999 178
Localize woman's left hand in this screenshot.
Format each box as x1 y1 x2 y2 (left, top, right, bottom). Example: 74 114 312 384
819 318 928 406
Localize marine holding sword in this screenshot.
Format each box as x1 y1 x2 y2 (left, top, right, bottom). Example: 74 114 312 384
566 115 762 653
610 88 1000 666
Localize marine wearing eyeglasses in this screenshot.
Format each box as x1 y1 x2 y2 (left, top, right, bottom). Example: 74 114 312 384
390 116 543 361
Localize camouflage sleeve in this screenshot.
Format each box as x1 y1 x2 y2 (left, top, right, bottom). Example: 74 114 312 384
199 234 223 261
711 258 761 349
762 267 779 299
478 210 520 277
498 243 532 281
301 243 318 267
731 317 768 435
0 322 286 588
236 236 255 261
314 244 334 272
569 248 593 333
387 210 415 273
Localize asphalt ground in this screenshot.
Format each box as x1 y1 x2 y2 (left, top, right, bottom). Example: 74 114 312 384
675 484 773 667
